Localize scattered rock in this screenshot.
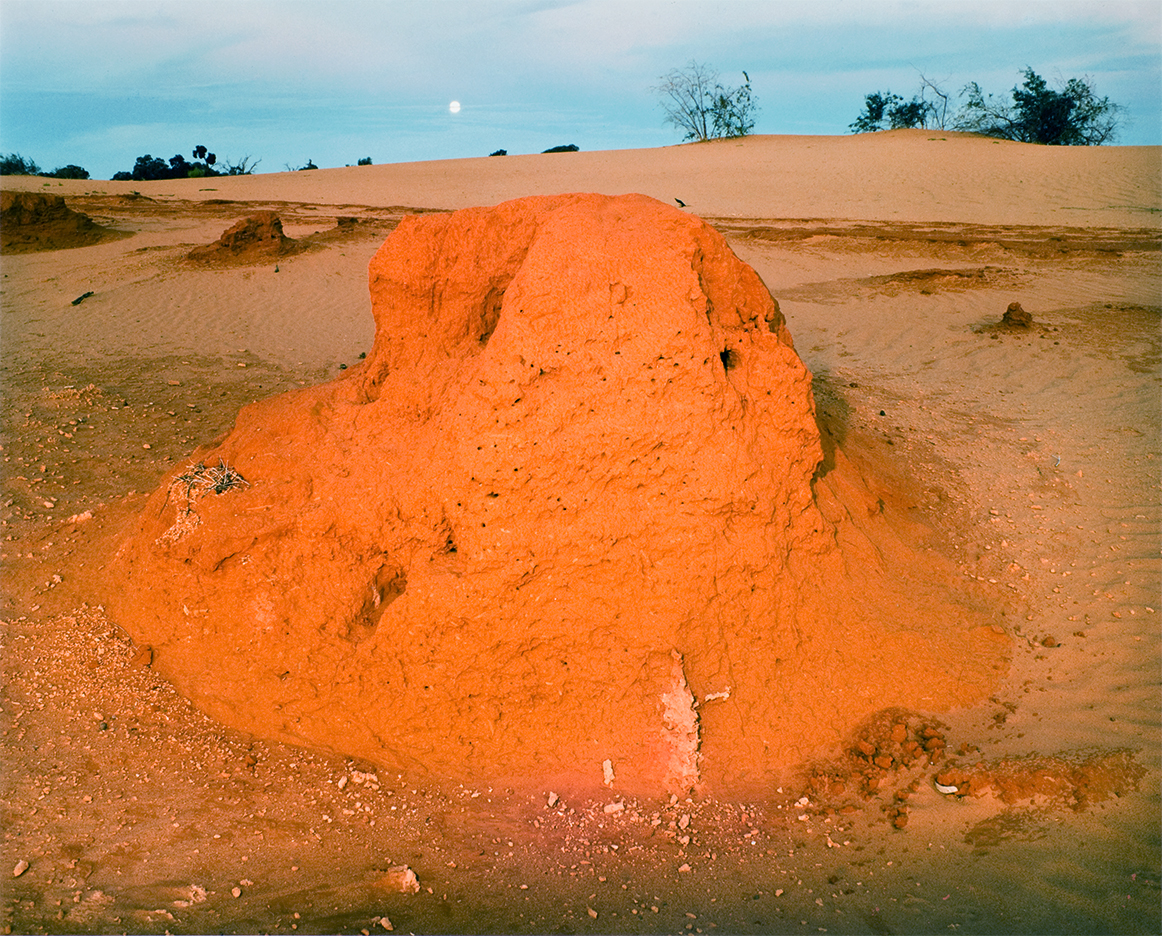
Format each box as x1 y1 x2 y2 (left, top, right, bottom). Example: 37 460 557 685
172 883 207 907
374 865 420 894
13 860 29 877
1002 301 1033 327
546 791 558 808
933 750 1145 809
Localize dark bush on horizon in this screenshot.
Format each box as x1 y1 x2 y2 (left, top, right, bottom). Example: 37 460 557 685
1 153 91 179
46 165 90 179
850 91 934 132
542 144 579 153
851 68 1122 144
489 149 507 156
357 157 373 166
0 153 42 175
113 146 221 181
959 68 1121 145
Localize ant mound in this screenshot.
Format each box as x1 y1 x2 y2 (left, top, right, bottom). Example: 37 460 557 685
188 210 299 262
1 191 124 253
108 193 1009 800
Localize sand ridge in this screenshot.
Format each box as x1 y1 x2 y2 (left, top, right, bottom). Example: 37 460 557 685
8 129 1160 227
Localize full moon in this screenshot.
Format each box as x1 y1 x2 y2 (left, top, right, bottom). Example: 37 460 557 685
449 100 461 114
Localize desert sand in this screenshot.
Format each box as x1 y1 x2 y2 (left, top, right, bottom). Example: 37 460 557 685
2 130 1159 934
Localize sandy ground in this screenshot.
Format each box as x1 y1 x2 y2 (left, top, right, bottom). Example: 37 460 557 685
1 130 1159 933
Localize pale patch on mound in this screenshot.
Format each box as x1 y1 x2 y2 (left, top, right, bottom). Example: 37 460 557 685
106 193 1009 799
661 651 701 794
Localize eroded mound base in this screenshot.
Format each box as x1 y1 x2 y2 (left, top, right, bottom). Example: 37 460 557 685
187 210 300 262
108 193 1008 799
1 191 124 252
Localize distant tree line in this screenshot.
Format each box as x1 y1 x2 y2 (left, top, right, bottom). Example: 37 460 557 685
0 153 90 179
112 146 260 180
850 67 1122 145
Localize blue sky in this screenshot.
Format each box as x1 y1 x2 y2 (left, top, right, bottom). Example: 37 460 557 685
1 0 1159 179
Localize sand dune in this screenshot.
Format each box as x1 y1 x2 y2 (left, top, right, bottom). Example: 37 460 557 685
7 129 1160 226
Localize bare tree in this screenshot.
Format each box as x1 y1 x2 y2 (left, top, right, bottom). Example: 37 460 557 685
917 72 952 130
654 61 758 142
223 155 260 175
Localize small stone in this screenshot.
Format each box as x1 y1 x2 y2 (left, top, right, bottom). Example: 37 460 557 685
587 907 598 919
547 791 558 808
678 863 692 873
678 813 690 829
603 759 614 785
1002 301 1033 327
379 916 393 931
231 887 241 898
603 801 624 814
374 865 420 894
13 860 29 877
338 775 348 790
142 443 151 450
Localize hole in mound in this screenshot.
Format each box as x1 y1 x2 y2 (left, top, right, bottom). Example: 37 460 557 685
478 286 505 345
719 347 738 371
350 564 407 642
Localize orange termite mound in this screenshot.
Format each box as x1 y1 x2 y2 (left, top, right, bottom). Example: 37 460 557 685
107 194 1008 799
